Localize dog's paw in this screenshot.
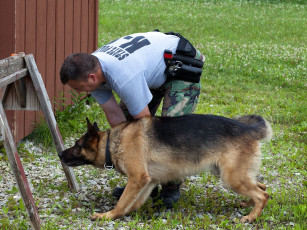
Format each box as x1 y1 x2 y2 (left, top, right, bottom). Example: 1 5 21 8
90 213 107 221
240 215 254 223
90 211 116 221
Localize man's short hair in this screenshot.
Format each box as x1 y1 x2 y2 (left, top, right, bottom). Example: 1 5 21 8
60 53 99 84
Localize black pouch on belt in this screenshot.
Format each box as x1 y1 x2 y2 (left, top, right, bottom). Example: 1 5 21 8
163 31 204 83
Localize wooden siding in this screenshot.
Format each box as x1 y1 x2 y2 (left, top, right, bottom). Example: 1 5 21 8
0 0 99 142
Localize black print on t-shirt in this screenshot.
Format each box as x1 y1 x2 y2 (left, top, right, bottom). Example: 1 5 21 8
94 36 151 61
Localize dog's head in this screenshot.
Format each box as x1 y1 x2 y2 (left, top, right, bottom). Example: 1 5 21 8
58 118 101 167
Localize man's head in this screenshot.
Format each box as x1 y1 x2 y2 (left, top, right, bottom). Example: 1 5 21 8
60 53 103 92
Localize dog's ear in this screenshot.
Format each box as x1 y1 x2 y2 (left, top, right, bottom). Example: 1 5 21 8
93 122 100 131
86 117 91 128
86 117 98 136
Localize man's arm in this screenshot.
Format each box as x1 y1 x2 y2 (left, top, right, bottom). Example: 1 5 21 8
100 95 126 127
101 95 151 127
132 106 151 120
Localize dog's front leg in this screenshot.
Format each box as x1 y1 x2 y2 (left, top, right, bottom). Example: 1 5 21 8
91 173 154 220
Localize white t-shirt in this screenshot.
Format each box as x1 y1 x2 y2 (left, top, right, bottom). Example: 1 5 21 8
91 31 179 116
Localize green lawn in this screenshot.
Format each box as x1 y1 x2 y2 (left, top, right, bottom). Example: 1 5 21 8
1 0 306 229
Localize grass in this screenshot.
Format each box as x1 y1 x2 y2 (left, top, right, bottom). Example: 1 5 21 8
0 0 306 229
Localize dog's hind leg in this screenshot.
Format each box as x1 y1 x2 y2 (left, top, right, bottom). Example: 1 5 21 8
224 175 269 223
130 181 157 211
239 182 267 207
220 154 269 223
239 184 269 223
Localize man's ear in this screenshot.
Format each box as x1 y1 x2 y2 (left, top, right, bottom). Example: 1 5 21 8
88 73 97 82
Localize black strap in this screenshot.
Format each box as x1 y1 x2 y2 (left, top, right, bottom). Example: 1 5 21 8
155 29 196 57
176 37 196 57
104 130 113 169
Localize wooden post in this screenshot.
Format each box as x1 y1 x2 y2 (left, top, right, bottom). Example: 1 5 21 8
0 103 41 230
0 53 80 229
24 54 79 192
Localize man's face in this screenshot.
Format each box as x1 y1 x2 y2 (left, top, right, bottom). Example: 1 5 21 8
67 76 99 93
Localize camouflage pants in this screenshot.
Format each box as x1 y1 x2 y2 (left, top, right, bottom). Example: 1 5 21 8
120 80 201 119
149 80 200 117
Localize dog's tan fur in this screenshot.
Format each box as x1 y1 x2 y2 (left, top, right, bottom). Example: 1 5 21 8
59 114 272 223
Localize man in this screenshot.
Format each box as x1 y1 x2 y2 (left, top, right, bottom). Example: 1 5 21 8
60 30 204 208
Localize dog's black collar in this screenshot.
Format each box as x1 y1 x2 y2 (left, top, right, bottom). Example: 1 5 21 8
104 130 113 170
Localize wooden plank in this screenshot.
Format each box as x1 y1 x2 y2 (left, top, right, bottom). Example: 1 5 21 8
0 0 15 59
3 77 41 111
88 0 97 52
0 53 27 109
46 0 56 111
81 0 89 53
36 0 47 82
0 86 7 101
25 0 36 56
24 0 37 138
13 79 27 107
2 85 11 108
14 0 26 141
0 103 41 230
65 0 74 55
0 53 25 79
25 54 79 192
94 0 99 51
55 0 65 111
70 0 82 107
64 0 74 106
35 0 48 124
73 0 81 52
16 0 26 54
0 69 28 87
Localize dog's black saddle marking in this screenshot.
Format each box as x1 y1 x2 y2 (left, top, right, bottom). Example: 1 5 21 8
151 114 252 162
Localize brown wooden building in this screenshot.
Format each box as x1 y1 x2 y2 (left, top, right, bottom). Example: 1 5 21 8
0 0 99 141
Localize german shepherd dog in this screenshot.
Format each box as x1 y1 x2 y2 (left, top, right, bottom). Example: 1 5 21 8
59 114 272 223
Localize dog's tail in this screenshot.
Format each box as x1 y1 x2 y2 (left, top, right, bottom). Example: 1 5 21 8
235 115 273 141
